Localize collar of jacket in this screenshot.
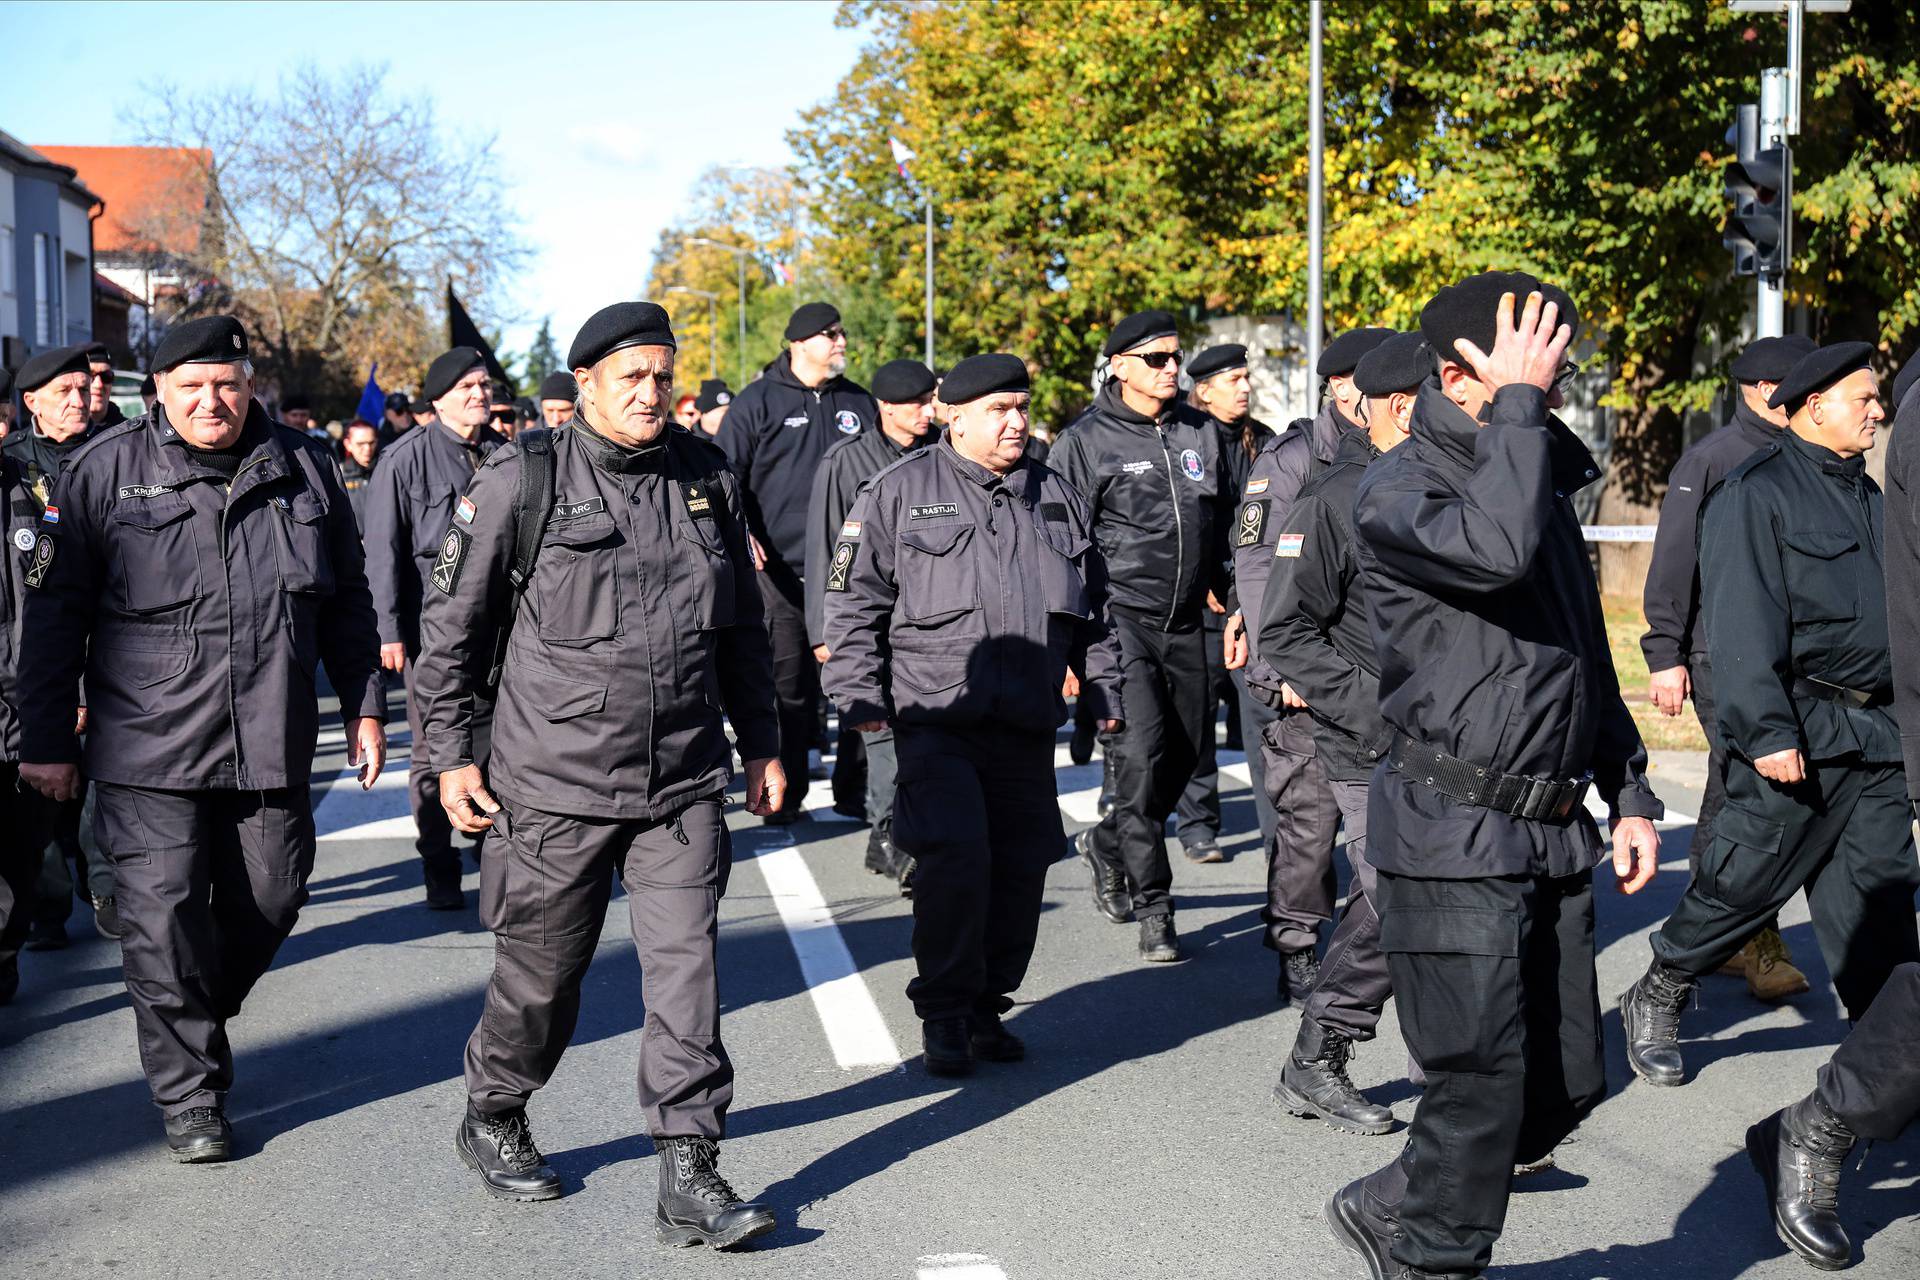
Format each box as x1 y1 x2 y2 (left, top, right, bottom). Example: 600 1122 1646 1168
1411 378 1601 495
1730 395 1783 448
431 419 496 453
568 418 667 475
1333 424 1379 467
1783 424 1867 480
1094 379 1176 429
765 349 851 397
937 436 1036 500
1312 401 1362 464
153 401 290 487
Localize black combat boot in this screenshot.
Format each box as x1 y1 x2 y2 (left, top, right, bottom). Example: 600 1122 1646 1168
1276 1018 1396 1136
1277 947 1321 1006
655 1136 777 1250
1326 1175 1476 1279
1620 960 1693 1086
1747 1093 1855 1270
967 1012 1026 1062
922 1017 974 1077
455 1106 562 1201
164 1105 233 1164
1138 914 1180 962
1076 830 1132 923
864 818 897 878
895 851 918 899
423 855 465 911
1181 832 1225 864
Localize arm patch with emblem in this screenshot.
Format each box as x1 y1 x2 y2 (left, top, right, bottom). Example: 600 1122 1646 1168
825 541 856 592
23 533 55 588
431 526 471 595
1234 499 1269 548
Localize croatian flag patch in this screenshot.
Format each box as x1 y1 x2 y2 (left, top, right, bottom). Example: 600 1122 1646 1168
455 496 477 525
1275 532 1305 558
42 505 59 525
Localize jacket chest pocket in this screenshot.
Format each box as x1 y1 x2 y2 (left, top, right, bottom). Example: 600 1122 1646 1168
110 494 201 614
274 492 336 596
1036 522 1091 620
897 522 980 629
535 514 623 643
1780 530 1858 623
677 514 737 631
413 488 458 562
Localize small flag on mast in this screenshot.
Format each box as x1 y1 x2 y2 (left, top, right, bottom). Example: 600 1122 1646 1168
889 136 916 179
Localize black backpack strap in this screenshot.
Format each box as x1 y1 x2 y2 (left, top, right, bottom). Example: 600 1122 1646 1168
485 428 558 689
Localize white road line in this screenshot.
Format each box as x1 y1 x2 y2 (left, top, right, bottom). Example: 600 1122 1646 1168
916 1255 1009 1280
749 829 903 1070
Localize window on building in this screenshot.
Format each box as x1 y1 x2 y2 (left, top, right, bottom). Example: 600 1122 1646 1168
33 233 49 344
0 225 14 296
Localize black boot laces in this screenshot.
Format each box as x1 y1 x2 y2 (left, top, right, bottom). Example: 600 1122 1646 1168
1640 968 1691 1040
484 1111 542 1172
1787 1139 1843 1211
1100 862 1128 899
1321 1035 1362 1094
676 1138 742 1207
177 1105 222 1128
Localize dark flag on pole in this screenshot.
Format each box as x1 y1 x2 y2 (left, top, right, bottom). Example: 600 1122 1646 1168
446 282 511 387
354 362 385 424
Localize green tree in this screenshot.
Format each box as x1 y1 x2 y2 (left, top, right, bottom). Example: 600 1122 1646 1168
522 317 561 393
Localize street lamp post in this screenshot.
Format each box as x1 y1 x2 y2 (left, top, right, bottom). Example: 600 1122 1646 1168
686 236 752 388
666 286 721 377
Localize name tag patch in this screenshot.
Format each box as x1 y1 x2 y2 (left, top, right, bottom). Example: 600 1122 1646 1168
1234 499 1269 548
909 503 960 521
118 484 171 500
1275 532 1305 559
1122 460 1154 475
553 496 604 520
431 527 470 595
682 482 713 517
1040 501 1068 524
826 541 856 592
24 533 55 588
783 416 809 429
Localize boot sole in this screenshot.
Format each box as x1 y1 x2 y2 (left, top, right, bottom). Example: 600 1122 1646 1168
658 1209 778 1250
923 1056 975 1077
1745 1122 1849 1272
1324 1188 1391 1280
1273 1080 1396 1136
1139 948 1181 963
1617 988 1687 1087
1182 847 1225 864
456 1134 564 1202
1077 837 1133 924
168 1140 231 1164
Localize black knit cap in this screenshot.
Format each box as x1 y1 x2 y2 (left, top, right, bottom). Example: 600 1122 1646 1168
385 390 411 412
1187 344 1249 383
568 301 677 370
784 301 841 343
1353 332 1428 397
1103 310 1179 357
1893 349 1920 411
139 374 156 396
694 378 732 413
488 379 516 407
282 393 311 412
16 343 92 393
1767 341 1876 411
152 315 249 373
871 358 936 403
940 353 1029 405
423 346 488 402
1730 334 1816 384
1317 327 1396 378
538 370 577 403
1419 272 1580 371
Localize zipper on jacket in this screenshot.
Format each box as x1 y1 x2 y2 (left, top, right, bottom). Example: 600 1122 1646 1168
221 452 271 783
1158 424 1183 631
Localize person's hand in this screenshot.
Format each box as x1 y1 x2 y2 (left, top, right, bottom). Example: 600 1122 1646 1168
74 706 88 736
1223 614 1248 671
1098 718 1123 733
1452 290 1573 396
850 720 888 734
1280 681 1309 711
20 762 80 803
812 644 830 663
1062 669 1081 700
439 764 500 833
747 533 768 573
1648 666 1690 717
1611 816 1661 894
1205 590 1227 616
380 642 407 674
744 756 787 817
1754 748 1805 785
347 716 385 790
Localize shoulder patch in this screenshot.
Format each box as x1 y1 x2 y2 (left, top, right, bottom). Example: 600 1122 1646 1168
1245 476 1270 495
430 526 471 596
1040 501 1069 524
682 481 714 517
24 532 55 588
839 519 862 540
1234 499 1269 548
455 495 478 524
1275 531 1306 559
826 541 856 592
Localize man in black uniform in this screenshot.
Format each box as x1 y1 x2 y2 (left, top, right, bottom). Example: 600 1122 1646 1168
1052 310 1233 963
1327 278 1663 1280
416 302 783 1249
18 315 385 1162
1264 331 1423 1137
1230 326 1391 1003
362 346 509 908
1173 343 1273 864
537 371 577 430
1622 342 1919 1090
694 379 732 439
340 420 379 525
1641 334 1817 1002
805 358 937 883
823 353 1124 1074
84 342 127 431
380 390 414 447
719 302 877 823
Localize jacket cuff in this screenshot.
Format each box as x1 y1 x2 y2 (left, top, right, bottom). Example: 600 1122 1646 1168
839 695 891 728
1640 640 1683 674
1079 680 1122 725
428 737 475 774
1609 781 1665 822
732 717 781 764
18 728 81 767
335 673 388 725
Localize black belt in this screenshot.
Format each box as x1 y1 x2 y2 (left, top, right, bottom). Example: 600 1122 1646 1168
1389 734 1591 822
1791 676 1886 709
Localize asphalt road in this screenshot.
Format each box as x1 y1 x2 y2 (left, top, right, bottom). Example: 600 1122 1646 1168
1 709 1915 1280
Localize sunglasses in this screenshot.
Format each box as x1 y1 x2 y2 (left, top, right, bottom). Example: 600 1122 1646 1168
816 326 848 342
1552 360 1580 392
1126 350 1184 370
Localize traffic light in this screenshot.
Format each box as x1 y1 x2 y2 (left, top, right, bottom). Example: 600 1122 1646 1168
1724 103 1791 278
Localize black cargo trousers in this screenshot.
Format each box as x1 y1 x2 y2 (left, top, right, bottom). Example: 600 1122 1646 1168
1257 710 1340 953
0 764 56 967
1817 960 1920 1140
1365 868 1606 1276
464 795 735 1139
404 658 493 874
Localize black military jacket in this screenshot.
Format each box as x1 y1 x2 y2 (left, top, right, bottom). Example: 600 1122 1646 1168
822 439 1124 735
18 406 384 789
361 420 507 651
1353 380 1661 879
414 422 779 822
1702 428 1898 765
803 426 927 645
1258 427 1389 781
1640 398 1780 672
1049 382 1233 633
0 454 40 761
340 457 374 528
718 352 878 576
1888 376 1920 795
3 424 90 514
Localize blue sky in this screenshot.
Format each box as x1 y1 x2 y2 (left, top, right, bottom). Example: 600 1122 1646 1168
0 0 866 354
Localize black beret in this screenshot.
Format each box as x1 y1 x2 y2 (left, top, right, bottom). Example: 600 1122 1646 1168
16 343 92 393
139 373 156 396
385 390 411 411
871 358 936 403
1893 350 1920 412
1730 334 1816 384
1419 272 1581 371
514 397 537 417
538 371 577 403
784 301 841 343
1103 309 1179 357
1353 332 1429 397
568 301 676 370
423 347 488 402
152 315 249 373
1317 327 1396 378
694 379 732 413
488 379 516 406
281 393 311 412
83 341 112 365
1188 344 1249 382
1767 341 1876 411
940 353 1029 405
410 398 432 414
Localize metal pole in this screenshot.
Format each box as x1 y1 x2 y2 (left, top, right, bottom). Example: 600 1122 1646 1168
1756 67 1788 338
737 252 747 388
924 189 935 369
1306 1 1324 412
1786 0 1804 135
707 295 717 378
